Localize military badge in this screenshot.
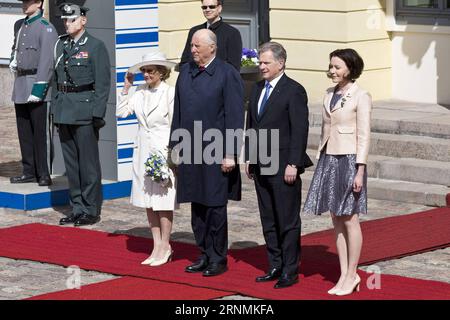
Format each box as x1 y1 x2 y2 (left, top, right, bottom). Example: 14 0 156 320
64 4 72 14
74 52 89 59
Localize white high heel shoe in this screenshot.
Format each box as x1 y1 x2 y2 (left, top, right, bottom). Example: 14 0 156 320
150 249 174 266
327 287 340 295
335 275 361 296
141 256 155 265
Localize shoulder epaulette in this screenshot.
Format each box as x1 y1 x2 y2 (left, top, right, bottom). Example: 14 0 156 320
40 18 49 26
59 34 69 39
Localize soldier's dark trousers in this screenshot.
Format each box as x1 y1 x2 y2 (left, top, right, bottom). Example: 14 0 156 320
14 102 50 179
58 124 102 217
191 203 228 265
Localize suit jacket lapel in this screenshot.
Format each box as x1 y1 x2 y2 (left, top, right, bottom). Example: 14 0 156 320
69 32 88 57
324 89 333 115
253 81 264 122
330 81 358 113
144 83 166 118
257 74 287 121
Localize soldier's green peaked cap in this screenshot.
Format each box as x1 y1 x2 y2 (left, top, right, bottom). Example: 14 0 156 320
59 3 89 19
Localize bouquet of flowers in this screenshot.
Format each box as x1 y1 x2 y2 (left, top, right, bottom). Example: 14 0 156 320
241 48 258 67
144 150 171 186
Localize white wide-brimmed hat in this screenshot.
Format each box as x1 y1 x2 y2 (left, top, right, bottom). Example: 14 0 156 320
128 51 177 74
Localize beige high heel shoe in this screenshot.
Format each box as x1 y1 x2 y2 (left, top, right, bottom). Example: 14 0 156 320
327 287 340 295
150 249 174 266
141 256 155 265
335 275 361 296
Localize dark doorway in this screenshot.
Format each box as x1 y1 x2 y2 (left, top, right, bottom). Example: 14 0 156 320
221 0 270 49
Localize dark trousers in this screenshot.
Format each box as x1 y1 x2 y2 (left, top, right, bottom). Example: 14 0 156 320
191 202 228 265
254 172 302 275
58 124 102 217
14 102 49 178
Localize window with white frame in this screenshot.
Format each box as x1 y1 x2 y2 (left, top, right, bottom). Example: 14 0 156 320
396 0 450 25
0 0 22 13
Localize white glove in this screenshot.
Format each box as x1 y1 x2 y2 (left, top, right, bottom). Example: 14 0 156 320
27 95 42 103
9 59 17 73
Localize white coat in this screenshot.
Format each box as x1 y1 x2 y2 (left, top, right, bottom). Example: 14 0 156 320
117 82 178 210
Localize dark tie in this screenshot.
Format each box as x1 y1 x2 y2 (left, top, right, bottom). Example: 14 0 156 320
258 82 272 117
69 40 75 49
198 66 206 72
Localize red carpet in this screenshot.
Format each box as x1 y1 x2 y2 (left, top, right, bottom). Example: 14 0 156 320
303 206 450 266
0 207 449 299
27 276 236 300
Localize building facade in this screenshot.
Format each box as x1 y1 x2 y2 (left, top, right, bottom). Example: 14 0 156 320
158 0 449 105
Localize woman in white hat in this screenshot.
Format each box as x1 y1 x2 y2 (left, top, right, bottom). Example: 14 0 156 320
117 51 178 266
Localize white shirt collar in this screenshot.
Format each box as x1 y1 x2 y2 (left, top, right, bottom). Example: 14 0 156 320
203 56 216 69
266 72 284 89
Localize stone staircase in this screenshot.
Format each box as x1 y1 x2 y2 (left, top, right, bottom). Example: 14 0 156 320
304 100 450 207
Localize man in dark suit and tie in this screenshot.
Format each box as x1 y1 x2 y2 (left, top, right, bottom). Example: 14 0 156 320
245 42 313 288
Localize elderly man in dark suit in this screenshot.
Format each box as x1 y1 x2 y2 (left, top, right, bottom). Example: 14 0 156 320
169 29 244 277
245 42 313 288
179 0 242 71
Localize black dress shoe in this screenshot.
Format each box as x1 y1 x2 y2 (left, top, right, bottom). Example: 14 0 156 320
274 273 299 289
203 263 228 277
38 176 52 186
59 214 79 225
255 267 282 282
74 214 101 227
185 259 209 273
10 175 36 184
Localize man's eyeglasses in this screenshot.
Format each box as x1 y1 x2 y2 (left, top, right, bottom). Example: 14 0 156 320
201 5 218 10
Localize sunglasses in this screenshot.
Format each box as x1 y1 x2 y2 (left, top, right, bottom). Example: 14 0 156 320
201 5 219 10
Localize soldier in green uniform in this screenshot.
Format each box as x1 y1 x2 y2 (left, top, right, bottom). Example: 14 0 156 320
10 0 57 186
52 3 111 227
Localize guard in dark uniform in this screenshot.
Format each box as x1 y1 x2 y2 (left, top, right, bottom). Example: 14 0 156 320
52 3 111 226
10 0 57 186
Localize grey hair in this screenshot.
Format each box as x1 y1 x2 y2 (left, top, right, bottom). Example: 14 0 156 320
205 31 217 45
193 29 217 46
258 42 287 69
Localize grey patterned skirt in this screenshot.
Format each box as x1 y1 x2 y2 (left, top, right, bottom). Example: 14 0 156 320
303 153 368 216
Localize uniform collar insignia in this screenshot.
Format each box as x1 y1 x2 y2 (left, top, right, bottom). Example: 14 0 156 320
79 36 88 46
25 11 43 25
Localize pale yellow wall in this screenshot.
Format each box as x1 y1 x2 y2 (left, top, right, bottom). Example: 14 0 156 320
159 0 204 86
159 0 392 100
270 0 391 103
385 1 450 105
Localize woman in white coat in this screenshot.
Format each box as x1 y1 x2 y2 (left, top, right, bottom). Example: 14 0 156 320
117 52 178 266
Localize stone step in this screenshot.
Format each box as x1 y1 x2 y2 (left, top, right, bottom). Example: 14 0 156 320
305 150 450 186
308 102 450 139
307 127 450 162
301 171 449 207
